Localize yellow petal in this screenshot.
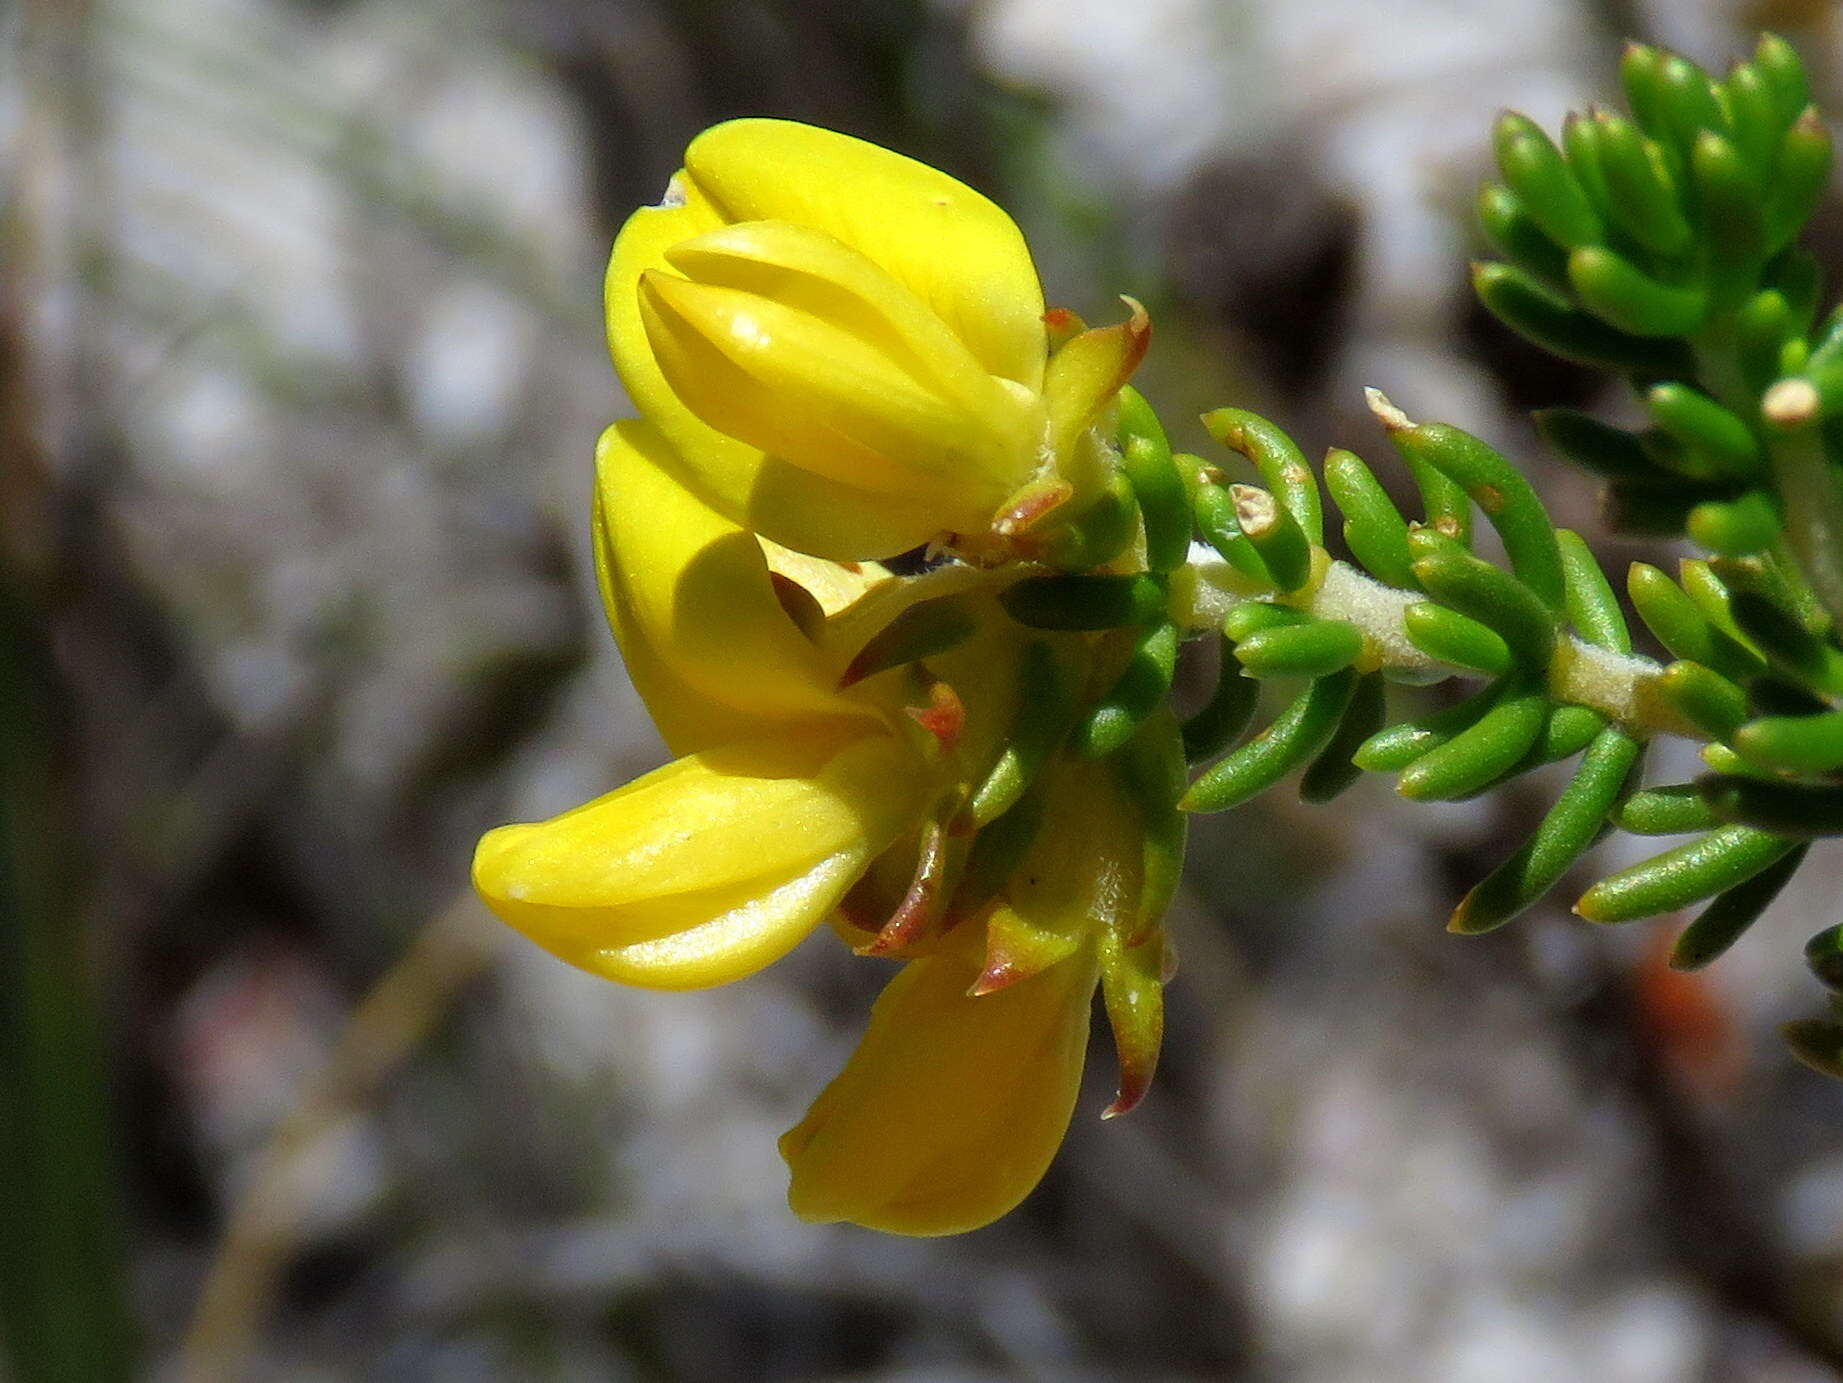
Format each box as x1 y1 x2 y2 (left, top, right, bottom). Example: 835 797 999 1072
593 420 878 753
682 120 1046 393
779 939 1096 1235
608 181 955 560
473 731 923 990
666 220 1027 429
637 271 1017 513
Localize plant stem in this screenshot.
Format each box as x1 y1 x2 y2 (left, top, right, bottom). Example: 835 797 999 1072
0 582 133 1383
1178 544 1701 742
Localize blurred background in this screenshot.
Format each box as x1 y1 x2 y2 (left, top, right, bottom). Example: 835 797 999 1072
10 0 1843 1378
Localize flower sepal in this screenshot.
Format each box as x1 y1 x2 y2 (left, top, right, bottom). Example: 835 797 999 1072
971 898 1085 996
1044 297 1152 477
1099 924 1169 1119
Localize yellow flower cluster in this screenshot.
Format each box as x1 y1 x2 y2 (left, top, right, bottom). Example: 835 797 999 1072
474 120 1180 1235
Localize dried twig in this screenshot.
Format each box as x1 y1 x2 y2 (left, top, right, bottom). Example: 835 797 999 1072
175 892 506 1383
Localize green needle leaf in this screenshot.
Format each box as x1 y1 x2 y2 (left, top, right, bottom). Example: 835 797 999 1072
1181 634 1261 763
1472 261 1694 375
1767 109 1833 253
1234 617 1364 679
1324 446 1417 588
1687 491 1782 555
1655 50 1728 149
1476 184 1571 287
1529 705 1609 767
1180 669 1359 813
1378 413 1565 610
1754 33 1811 126
1353 692 1492 773
1576 825 1797 923
1557 529 1631 651
1732 705 1843 772
1192 478 1275 589
1409 529 1558 670
840 592 979 686
1116 387 1190 574
1395 678 1550 801
1619 43 1672 141
1450 727 1642 934
1001 572 1167 631
1627 563 1765 682
1615 783 1721 835
1602 479 1719 536
1403 602 1512 675
1728 590 1843 693
1568 246 1709 336
1561 111 1616 219
1045 470 1139 572
1299 671 1388 804
1072 619 1181 760
1201 408 1325 544
1229 484 1314 593
1668 843 1807 969
1804 921 1843 990
1493 113 1603 249
1784 1019 1843 1081
1223 600 1308 643
1691 130 1767 309
950 778 1050 922
1736 289 1796 392
1701 775 1843 837
1678 559 1760 650
964 641 1077 829
1644 384 1762 479
1592 109 1694 253
1655 659 1749 739
1534 409 1654 482
1721 60 1783 177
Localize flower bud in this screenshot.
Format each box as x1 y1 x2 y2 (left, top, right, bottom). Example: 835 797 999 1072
609 119 1154 561
637 226 1038 519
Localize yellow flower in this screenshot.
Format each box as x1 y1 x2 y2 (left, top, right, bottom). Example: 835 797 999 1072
472 421 1180 1233
783 750 1174 1235
474 419 928 989
607 119 1150 561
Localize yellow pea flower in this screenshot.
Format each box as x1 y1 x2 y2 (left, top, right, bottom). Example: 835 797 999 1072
607 119 1150 561
478 121 1191 1235
784 748 1176 1235
475 420 934 989
472 420 1181 1233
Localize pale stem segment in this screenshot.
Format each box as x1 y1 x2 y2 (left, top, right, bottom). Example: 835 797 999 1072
1176 543 1701 742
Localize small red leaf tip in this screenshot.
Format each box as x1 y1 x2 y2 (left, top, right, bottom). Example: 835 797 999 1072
1041 306 1085 352
969 955 1023 997
1102 1066 1153 1120
970 925 1034 995
905 680 966 754
1109 295 1153 379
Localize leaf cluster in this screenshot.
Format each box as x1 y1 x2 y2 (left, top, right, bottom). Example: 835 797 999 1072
997 35 1843 1074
